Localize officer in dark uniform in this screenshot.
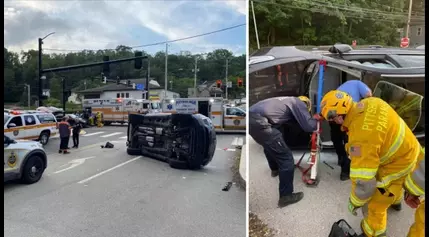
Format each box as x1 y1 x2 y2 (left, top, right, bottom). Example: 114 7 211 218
249 96 320 208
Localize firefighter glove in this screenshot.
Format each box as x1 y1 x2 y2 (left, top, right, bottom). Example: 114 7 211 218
348 199 360 216
404 191 420 209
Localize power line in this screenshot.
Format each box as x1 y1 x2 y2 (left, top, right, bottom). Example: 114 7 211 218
252 0 424 22
44 23 246 52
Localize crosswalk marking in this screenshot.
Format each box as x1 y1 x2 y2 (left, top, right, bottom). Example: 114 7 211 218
119 136 128 139
101 132 123 138
83 132 105 137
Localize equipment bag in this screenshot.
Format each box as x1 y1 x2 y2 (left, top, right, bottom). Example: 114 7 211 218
328 219 358 237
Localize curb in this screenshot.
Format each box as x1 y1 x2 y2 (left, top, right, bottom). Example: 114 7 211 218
238 144 247 188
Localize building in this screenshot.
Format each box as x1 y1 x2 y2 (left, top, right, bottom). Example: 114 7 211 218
77 78 179 101
187 81 223 98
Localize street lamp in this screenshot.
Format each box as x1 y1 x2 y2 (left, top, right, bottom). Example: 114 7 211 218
38 32 55 106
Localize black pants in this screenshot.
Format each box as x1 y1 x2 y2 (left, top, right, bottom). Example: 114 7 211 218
72 132 79 147
329 122 350 175
249 112 295 197
60 136 70 150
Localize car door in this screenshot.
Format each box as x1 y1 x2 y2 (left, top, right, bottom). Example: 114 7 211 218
5 116 25 139
23 114 38 139
360 69 425 140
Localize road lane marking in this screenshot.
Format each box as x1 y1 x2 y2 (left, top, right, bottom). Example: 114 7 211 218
77 156 141 184
101 132 123 138
119 136 127 139
216 148 236 152
231 137 244 147
53 156 96 174
83 132 105 137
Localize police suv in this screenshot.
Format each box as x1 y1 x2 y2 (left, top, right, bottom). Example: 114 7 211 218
4 110 58 145
4 135 48 184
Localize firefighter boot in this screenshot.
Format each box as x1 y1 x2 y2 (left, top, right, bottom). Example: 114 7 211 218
278 192 304 208
390 203 402 211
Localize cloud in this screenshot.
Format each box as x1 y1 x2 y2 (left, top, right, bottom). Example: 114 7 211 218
4 0 246 55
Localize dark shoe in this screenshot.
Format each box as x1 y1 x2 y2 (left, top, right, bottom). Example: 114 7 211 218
278 192 304 208
63 151 70 154
58 150 63 154
340 172 350 181
271 170 279 177
390 203 402 211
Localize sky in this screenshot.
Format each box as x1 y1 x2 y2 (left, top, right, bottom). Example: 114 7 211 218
4 0 246 56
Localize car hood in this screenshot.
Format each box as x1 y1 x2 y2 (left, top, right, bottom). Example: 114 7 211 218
15 140 44 148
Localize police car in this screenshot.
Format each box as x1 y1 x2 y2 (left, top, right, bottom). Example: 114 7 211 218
4 110 58 145
4 135 47 184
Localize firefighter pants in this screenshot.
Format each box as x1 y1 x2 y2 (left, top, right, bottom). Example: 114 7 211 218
329 122 350 174
407 200 425 237
249 112 295 197
361 177 406 237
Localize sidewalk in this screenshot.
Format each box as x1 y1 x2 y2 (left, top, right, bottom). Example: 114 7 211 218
248 137 415 236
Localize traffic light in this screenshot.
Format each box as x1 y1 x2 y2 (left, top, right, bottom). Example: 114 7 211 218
216 80 222 88
103 56 110 75
134 51 143 69
237 78 243 87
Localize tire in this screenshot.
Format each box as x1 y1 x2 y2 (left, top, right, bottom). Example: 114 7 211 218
104 122 112 126
39 131 50 145
187 160 203 170
168 159 188 169
21 155 45 184
127 147 141 155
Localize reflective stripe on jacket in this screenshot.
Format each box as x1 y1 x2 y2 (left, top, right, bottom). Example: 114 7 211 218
342 97 420 206
404 147 425 196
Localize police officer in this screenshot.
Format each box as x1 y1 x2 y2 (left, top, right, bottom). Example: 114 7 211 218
331 80 372 181
249 96 320 208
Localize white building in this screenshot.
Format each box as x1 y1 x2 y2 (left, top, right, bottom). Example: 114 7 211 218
77 79 179 102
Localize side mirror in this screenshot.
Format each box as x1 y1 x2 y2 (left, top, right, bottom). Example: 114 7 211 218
7 123 16 128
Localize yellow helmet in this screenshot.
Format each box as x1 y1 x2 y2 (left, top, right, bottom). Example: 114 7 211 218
298 96 311 112
320 90 353 120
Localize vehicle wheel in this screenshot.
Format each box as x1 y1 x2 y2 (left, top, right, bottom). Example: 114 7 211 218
21 155 45 184
127 147 141 155
187 160 203 170
168 159 188 169
39 131 50 145
104 122 111 126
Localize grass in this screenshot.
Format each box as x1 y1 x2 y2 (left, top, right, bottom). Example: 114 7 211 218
249 212 276 237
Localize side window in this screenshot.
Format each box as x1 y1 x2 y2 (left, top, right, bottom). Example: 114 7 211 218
226 108 242 116
249 60 310 106
117 93 120 98
24 115 37 126
126 93 129 98
37 114 56 124
9 116 23 127
142 103 149 109
121 93 125 98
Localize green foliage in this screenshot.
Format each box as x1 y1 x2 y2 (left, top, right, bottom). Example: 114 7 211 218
4 47 246 103
249 0 424 52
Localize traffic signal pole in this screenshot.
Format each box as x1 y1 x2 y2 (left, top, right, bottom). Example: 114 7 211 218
38 38 43 106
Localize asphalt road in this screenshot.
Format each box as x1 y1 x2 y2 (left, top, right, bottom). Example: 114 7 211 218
4 126 246 237
249 137 416 237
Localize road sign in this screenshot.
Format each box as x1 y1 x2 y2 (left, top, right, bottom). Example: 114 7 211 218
136 84 145 90
226 81 232 88
400 37 409 48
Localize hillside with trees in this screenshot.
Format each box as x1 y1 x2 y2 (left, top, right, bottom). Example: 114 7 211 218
4 46 246 106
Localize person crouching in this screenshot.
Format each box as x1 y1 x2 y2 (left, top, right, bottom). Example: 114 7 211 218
58 116 71 154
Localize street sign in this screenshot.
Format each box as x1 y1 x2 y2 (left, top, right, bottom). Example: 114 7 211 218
226 81 232 88
136 84 145 90
400 37 409 48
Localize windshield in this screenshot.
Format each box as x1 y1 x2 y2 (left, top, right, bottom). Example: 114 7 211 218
151 103 160 109
4 114 10 125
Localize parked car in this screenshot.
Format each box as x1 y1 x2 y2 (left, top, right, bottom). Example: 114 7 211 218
126 113 216 170
4 135 48 184
249 44 425 148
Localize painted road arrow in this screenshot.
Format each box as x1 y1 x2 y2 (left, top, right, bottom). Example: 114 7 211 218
53 156 96 174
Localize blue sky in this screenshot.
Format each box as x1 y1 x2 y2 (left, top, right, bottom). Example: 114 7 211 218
4 0 246 56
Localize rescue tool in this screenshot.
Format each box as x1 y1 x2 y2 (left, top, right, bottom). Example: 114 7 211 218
295 60 326 187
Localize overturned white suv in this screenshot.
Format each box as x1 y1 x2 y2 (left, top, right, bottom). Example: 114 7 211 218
4 135 48 184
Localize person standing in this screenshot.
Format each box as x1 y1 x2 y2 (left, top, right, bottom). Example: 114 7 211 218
249 96 320 208
332 80 372 181
320 90 421 237
69 117 82 148
58 116 71 154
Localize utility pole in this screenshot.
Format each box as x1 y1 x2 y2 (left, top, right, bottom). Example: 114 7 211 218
164 43 168 99
146 60 151 100
225 58 229 100
24 84 30 108
405 0 413 39
62 78 66 115
251 1 260 49
194 56 198 96
38 38 43 106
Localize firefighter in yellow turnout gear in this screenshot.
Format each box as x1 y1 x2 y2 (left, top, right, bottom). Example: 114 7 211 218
320 90 421 237
96 112 103 127
404 147 425 237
